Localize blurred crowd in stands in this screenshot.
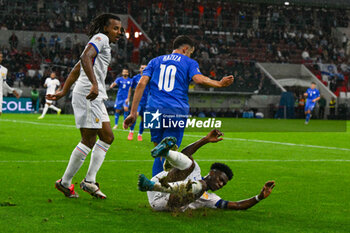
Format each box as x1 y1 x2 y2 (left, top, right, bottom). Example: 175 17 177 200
0 0 349 97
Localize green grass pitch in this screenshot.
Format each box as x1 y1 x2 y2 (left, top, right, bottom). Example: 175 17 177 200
0 114 349 233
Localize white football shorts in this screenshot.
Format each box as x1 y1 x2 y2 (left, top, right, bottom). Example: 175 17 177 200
72 92 109 129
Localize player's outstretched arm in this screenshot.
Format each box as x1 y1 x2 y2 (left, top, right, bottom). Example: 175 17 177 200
46 62 80 101
223 181 275 210
313 96 320 102
3 81 20 98
123 75 150 129
80 44 99 100
192 74 234 88
181 129 224 158
109 82 117 89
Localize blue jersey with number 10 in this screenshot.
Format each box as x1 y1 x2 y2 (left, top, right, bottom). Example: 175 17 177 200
143 53 201 114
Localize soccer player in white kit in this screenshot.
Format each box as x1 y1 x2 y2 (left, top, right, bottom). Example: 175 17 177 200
138 130 275 211
38 71 61 119
47 14 123 199
0 52 20 116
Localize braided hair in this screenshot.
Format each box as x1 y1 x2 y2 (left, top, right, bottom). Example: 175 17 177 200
88 13 121 38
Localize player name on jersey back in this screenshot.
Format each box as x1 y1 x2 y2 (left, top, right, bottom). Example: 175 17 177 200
162 54 181 62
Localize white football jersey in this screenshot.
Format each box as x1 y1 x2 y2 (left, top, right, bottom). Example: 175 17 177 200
149 161 222 211
73 33 111 100
0 65 14 96
44 78 60 95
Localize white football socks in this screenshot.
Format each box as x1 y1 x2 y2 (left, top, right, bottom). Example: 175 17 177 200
85 140 111 183
40 104 49 117
49 105 60 112
61 142 91 188
166 150 193 170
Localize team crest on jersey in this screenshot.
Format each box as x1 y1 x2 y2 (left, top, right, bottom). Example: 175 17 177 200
95 118 100 123
1 72 5 77
95 37 101 41
202 192 209 199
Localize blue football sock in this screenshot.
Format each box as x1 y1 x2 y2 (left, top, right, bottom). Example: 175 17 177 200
306 113 311 122
123 111 129 121
152 157 165 176
130 120 136 131
114 112 120 125
139 119 144 135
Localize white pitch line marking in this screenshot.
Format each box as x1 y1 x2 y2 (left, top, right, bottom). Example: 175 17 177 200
1 119 350 152
0 159 350 163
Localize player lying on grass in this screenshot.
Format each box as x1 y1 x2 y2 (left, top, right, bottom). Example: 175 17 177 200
138 129 275 211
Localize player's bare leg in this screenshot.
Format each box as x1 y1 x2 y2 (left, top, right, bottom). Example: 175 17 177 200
81 122 114 199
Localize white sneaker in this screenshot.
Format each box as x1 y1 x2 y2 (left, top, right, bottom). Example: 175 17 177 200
80 179 107 199
112 125 118 130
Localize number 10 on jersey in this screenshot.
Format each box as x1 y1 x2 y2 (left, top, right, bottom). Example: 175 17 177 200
158 64 177 92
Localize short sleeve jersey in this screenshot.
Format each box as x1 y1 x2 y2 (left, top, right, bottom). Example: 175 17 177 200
306 88 320 101
114 77 132 101
73 33 111 100
45 78 60 95
142 53 201 114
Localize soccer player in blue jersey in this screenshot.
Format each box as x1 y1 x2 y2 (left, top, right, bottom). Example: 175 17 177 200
304 82 320 124
126 64 148 141
110 68 132 129
124 35 234 176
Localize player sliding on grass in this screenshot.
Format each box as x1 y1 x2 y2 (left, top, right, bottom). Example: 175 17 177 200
138 129 275 211
304 82 320 125
47 13 123 199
